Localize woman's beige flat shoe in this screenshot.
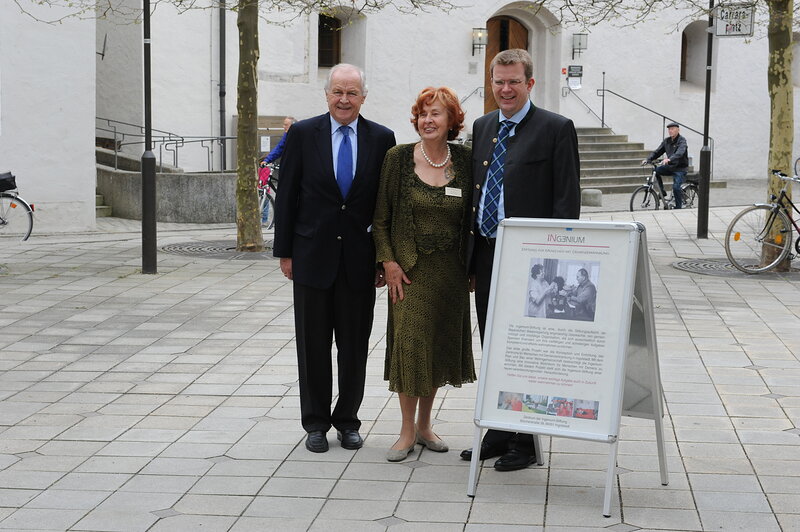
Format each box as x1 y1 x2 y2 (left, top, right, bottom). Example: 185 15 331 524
386 443 416 462
416 431 449 452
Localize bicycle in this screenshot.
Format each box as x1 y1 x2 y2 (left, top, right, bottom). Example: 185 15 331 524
629 162 698 211
257 161 279 230
724 169 800 273
0 172 34 241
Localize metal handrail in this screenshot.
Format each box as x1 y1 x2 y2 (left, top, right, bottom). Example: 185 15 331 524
564 86 607 130
595 87 714 179
96 117 185 170
597 88 710 140
97 117 241 171
96 117 288 172
460 86 484 105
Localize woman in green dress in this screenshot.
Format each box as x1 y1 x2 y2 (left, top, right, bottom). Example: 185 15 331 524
373 87 475 462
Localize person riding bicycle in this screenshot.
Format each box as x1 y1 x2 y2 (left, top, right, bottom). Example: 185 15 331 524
259 116 295 224
642 122 689 209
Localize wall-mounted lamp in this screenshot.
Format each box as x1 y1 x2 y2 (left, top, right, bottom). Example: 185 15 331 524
472 27 488 56
572 33 588 59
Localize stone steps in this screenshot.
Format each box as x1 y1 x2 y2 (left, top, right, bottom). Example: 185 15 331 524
96 193 112 217
577 127 725 195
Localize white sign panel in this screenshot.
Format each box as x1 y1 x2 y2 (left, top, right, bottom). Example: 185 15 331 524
475 219 639 442
715 4 755 37
260 135 271 153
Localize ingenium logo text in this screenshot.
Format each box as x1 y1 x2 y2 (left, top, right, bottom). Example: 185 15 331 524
547 233 586 244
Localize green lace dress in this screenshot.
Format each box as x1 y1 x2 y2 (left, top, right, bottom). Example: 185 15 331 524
373 143 475 398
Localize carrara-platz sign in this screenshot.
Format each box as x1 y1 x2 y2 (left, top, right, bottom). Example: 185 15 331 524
715 3 755 37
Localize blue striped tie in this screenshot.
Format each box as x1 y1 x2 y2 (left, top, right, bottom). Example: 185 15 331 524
480 120 514 237
337 125 353 197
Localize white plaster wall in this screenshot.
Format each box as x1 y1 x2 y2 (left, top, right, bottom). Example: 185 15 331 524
255 1 564 145
149 4 224 171
0 3 95 233
96 0 143 161
92 1 797 180
559 12 782 181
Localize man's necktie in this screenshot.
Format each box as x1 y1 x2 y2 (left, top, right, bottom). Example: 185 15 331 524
480 120 514 237
337 125 353 197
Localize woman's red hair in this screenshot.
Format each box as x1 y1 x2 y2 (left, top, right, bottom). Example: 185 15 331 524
410 86 465 141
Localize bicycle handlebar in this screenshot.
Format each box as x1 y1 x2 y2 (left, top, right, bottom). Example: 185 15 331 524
771 169 800 183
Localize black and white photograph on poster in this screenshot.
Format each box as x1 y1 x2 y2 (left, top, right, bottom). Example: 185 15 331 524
524 258 600 321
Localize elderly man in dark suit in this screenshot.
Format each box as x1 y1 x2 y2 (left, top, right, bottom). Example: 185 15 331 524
461 49 581 471
273 64 396 453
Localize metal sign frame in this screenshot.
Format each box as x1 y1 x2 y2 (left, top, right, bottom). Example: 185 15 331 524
466 219 668 517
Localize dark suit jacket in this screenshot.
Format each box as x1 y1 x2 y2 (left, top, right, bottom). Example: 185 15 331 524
273 112 396 290
467 104 581 272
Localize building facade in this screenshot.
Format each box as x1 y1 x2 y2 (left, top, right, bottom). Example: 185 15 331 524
0 2 96 233
1 1 798 234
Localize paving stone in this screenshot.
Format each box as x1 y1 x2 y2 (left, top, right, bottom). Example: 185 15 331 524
468 501 543 525
229 516 313 531
0 508 85 530
394 501 471 523
623 507 701 530
698 510 781 531
72 509 160 532
25 488 111 509
1 208 799 530
317 499 396 521
172 493 252 516
244 495 325 518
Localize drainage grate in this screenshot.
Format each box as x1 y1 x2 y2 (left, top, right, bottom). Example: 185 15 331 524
672 258 799 277
160 240 275 260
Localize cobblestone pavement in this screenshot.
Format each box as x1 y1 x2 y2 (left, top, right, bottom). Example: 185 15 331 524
1 184 799 531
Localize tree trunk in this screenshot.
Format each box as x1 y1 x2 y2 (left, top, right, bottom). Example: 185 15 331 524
765 0 794 270
235 0 264 251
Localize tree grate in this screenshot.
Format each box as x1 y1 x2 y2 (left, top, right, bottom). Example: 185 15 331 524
672 258 800 277
160 240 275 260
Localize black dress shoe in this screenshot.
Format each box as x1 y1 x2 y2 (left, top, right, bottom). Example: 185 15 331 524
337 429 363 450
459 441 506 461
305 431 329 453
494 448 536 471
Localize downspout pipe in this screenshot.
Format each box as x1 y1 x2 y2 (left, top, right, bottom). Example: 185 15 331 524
219 1 227 170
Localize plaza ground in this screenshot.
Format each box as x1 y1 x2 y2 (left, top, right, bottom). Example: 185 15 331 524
1 182 799 531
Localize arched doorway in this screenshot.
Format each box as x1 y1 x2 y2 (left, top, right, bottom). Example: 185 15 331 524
484 16 529 114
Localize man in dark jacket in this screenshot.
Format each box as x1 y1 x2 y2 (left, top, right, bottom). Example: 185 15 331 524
460 49 580 472
273 64 395 453
643 122 689 209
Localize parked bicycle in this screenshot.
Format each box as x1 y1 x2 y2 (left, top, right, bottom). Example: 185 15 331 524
0 172 34 241
725 168 800 273
257 161 279 230
629 162 698 211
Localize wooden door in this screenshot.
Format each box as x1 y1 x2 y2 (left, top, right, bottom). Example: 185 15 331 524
484 17 529 114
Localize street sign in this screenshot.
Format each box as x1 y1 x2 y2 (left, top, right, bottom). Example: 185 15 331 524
715 3 755 37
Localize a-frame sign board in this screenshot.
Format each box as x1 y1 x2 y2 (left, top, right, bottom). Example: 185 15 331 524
467 219 668 517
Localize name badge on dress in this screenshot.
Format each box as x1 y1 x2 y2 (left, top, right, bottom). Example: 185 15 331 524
444 187 462 197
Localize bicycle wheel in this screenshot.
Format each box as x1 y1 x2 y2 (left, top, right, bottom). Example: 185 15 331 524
681 183 698 208
629 186 660 211
261 192 276 230
725 205 792 273
0 192 33 241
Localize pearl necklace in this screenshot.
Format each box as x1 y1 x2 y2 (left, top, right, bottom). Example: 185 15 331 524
419 142 451 168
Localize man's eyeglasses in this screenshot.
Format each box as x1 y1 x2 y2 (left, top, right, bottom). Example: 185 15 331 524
492 79 525 87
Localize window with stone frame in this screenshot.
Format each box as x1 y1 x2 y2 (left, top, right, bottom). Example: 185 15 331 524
318 14 341 68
